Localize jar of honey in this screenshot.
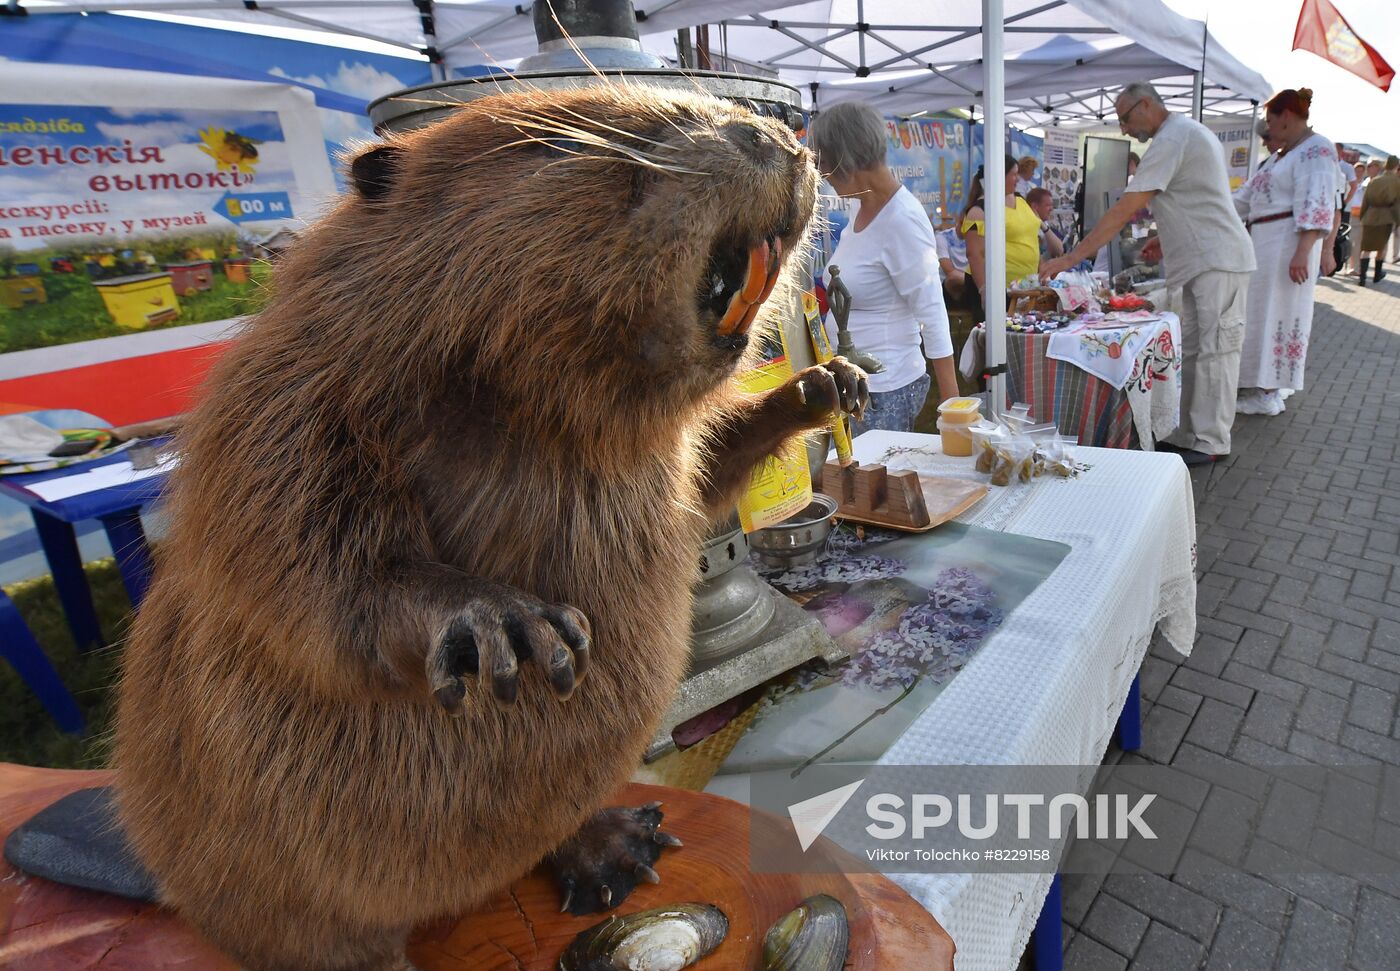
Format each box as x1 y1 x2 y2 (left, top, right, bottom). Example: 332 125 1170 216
936 397 983 457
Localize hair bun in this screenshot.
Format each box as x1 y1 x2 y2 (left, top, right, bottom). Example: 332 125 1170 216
1298 88 1313 104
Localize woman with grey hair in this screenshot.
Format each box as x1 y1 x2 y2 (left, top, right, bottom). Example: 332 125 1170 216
808 101 959 435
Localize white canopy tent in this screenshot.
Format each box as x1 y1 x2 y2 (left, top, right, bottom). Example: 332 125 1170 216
12 0 1269 412
684 0 1268 117
11 0 781 72
15 0 1269 415
17 0 1270 117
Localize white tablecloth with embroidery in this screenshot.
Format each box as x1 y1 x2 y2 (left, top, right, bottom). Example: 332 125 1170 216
960 314 1183 449
846 431 1197 971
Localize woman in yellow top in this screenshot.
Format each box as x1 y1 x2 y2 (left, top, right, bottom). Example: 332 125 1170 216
959 156 1044 308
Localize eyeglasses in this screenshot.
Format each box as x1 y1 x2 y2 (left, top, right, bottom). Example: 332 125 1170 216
1116 100 1144 128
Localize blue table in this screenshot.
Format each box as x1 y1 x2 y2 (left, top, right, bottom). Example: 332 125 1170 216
0 444 169 650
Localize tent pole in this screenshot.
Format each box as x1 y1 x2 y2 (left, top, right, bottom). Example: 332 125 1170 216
677 27 693 69
414 0 444 82
1246 99 1260 176
982 0 1006 419
1191 71 1203 121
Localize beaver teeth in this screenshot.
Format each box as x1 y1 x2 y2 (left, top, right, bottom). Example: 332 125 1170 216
715 236 783 339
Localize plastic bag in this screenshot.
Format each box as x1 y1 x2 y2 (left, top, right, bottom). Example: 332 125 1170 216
1051 269 1098 312
990 436 1036 487
970 423 1004 474
1041 434 1079 478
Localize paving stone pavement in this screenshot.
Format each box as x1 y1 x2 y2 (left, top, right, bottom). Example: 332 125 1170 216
1058 272 1400 971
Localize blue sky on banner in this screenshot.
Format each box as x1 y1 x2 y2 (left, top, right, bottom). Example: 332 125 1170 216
0 14 436 576
0 12 435 188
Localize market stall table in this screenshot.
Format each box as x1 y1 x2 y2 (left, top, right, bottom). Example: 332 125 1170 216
0 446 172 650
960 314 1182 448
689 430 1196 971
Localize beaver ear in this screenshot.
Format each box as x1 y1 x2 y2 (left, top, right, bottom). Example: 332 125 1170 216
351 145 403 200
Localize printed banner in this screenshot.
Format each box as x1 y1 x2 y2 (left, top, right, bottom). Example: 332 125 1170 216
1041 128 1081 244
736 314 813 534
0 77 334 358
969 124 1045 189
1208 119 1256 190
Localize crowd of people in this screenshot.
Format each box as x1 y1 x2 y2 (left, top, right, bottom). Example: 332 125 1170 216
806 83 1399 467
1349 154 1400 286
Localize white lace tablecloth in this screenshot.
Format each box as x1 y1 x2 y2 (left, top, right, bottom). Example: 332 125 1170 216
852 431 1198 971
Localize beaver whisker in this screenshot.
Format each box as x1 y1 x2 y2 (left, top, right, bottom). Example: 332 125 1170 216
533 152 709 178
466 122 662 171
495 118 706 175
458 130 672 180
503 112 677 160
463 37 552 100
385 95 470 108
542 0 609 83
516 131 684 171
639 94 699 145
525 103 676 152
493 111 666 156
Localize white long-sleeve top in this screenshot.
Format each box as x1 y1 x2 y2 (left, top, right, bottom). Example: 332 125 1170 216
1231 133 1340 230
825 185 953 394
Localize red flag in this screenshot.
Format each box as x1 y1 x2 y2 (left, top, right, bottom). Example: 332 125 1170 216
1293 0 1394 91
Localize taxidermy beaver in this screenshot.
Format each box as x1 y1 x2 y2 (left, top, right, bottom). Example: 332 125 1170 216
109 84 868 971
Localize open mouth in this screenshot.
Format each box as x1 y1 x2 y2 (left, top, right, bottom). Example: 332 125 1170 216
699 233 785 342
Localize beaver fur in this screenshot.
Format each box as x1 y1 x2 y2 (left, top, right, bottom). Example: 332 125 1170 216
113 84 867 971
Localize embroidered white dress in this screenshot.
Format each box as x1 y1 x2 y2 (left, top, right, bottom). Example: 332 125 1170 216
1232 134 1338 390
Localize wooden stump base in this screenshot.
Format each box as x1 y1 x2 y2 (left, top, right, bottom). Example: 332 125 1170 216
0 764 954 970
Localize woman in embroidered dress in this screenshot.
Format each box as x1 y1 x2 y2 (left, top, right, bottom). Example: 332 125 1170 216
1233 89 1339 417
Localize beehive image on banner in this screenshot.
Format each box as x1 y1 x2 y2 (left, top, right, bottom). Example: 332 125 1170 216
0 63 336 358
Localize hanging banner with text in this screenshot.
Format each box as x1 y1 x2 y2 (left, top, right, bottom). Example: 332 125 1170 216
1041 128 1081 244
1207 119 1257 190
970 124 1045 191
0 63 337 424
0 65 335 364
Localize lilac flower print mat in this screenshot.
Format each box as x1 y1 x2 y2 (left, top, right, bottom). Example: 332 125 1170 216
711 522 1069 781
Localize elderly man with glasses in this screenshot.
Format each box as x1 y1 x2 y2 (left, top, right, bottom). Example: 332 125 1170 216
1040 82 1255 466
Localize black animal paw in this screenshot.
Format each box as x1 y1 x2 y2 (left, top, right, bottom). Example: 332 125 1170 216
551 802 683 916
789 356 871 422
427 580 591 711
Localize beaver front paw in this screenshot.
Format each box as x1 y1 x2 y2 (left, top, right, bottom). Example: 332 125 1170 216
789 356 871 424
551 802 684 915
427 581 591 711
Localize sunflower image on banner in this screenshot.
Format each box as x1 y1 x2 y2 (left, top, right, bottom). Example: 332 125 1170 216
198 127 264 173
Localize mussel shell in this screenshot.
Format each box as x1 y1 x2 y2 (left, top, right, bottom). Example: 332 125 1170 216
559 903 729 971
760 894 850 971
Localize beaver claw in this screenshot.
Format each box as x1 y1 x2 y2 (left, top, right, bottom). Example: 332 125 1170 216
550 803 681 916
427 580 591 711
791 356 871 423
